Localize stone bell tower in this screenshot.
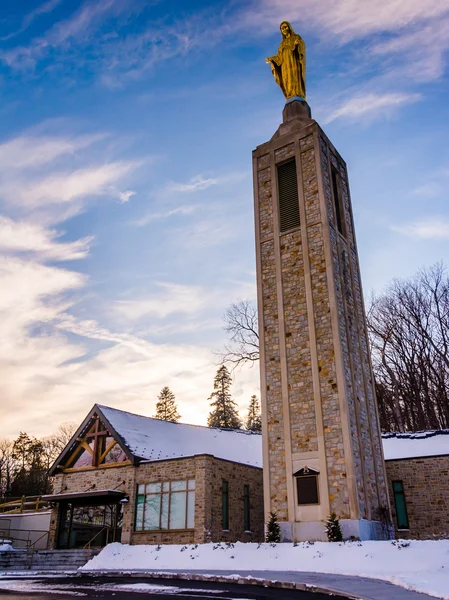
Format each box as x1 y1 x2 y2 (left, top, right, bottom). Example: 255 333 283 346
253 78 391 538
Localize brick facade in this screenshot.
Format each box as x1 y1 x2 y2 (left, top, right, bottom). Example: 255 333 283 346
253 107 390 539
49 455 263 549
385 456 449 539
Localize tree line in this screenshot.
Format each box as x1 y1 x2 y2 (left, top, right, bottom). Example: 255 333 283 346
221 263 449 433
0 423 76 500
154 367 262 432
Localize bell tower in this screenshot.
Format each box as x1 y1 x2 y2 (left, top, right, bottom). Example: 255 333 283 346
253 87 391 540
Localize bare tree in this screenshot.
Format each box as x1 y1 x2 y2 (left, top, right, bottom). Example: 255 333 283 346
0 439 16 498
220 300 259 368
368 263 449 432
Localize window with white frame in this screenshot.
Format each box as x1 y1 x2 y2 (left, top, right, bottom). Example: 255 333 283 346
135 479 195 531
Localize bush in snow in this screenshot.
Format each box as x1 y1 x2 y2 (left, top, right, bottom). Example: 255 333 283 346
266 511 281 543
325 512 343 542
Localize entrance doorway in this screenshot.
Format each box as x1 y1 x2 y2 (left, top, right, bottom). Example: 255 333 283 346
57 501 123 549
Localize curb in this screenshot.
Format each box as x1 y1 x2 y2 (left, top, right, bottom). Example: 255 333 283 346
80 570 366 599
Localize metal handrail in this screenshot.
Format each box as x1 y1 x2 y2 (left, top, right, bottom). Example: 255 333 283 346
0 496 50 514
83 526 110 560
0 527 49 551
27 531 50 570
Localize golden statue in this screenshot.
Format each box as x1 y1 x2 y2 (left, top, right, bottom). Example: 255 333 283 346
266 21 306 101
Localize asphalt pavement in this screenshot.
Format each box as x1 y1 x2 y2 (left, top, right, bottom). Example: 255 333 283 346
0 575 348 599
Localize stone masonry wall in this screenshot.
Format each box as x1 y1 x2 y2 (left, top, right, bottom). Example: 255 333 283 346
254 117 390 533
320 133 389 519
48 464 135 549
205 456 264 543
306 135 349 518
386 456 449 539
49 455 263 548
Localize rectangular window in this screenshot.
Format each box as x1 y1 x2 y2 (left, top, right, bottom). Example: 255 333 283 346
392 480 409 530
135 479 195 531
277 159 300 233
331 166 345 236
296 474 319 505
243 484 250 531
222 480 229 530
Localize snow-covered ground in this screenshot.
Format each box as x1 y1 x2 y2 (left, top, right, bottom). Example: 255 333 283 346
0 542 13 551
81 540 449 599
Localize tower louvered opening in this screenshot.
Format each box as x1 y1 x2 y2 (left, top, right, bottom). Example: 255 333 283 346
277 159 300 233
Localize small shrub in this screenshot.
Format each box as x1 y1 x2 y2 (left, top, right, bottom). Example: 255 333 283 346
325 512 343 542
265 511 281 543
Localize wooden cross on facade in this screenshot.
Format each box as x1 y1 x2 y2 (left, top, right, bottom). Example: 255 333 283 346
86 415 109 467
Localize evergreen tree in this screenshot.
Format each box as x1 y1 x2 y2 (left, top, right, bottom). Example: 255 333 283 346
10 432 50 496
207 365 242 429
245 395 262 431
154 387 181 423
265 511 281 542
325 512 343 542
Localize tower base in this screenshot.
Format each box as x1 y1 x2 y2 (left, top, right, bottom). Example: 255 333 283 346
279 520 394 542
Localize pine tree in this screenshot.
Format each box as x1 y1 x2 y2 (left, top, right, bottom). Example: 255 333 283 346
245 395 262 431
207 365 242 429
325 512 343 542
154 387 181 423
265 511 281 542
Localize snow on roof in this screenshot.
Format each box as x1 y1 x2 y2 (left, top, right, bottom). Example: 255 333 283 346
98 405 262 468
97 404 448 467
381 430 449 460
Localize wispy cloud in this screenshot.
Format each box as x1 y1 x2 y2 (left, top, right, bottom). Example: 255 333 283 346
135 171 247 227
1 0 130 69
0 127 142 221
391 218 449 239
0 252 260 437
0 216 92 261
1 0 64 41
136 205 197 226
118 190 136 204
249 0 449 39
323 92 421 123
115 283 208 320
0 133 105 171
412 183 443 198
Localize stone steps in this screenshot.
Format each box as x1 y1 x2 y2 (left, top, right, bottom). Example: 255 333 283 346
0 548 101 571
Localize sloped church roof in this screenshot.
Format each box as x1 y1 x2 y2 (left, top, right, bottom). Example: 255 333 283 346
50 404 262 475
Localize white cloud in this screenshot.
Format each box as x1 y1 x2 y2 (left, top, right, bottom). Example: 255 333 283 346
1 0 64 41
165 173 246 194
0 255 260 438
0 161 137 208
136 205 197 226
412 183 442 198
0 133 105 171
323 92 421 123
167 175 222 193
115 283 208 320
251 0 449 39
0 0 129 69
391 218 449 239
118 190 136 203
0 216 92 261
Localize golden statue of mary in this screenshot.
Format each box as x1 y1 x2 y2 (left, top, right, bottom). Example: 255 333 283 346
266 21 306 101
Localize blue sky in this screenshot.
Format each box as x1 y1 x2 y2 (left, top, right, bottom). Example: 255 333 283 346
1 0 449 439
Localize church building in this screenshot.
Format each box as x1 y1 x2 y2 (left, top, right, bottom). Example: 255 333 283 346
45 404 449 549
45 404 264 549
